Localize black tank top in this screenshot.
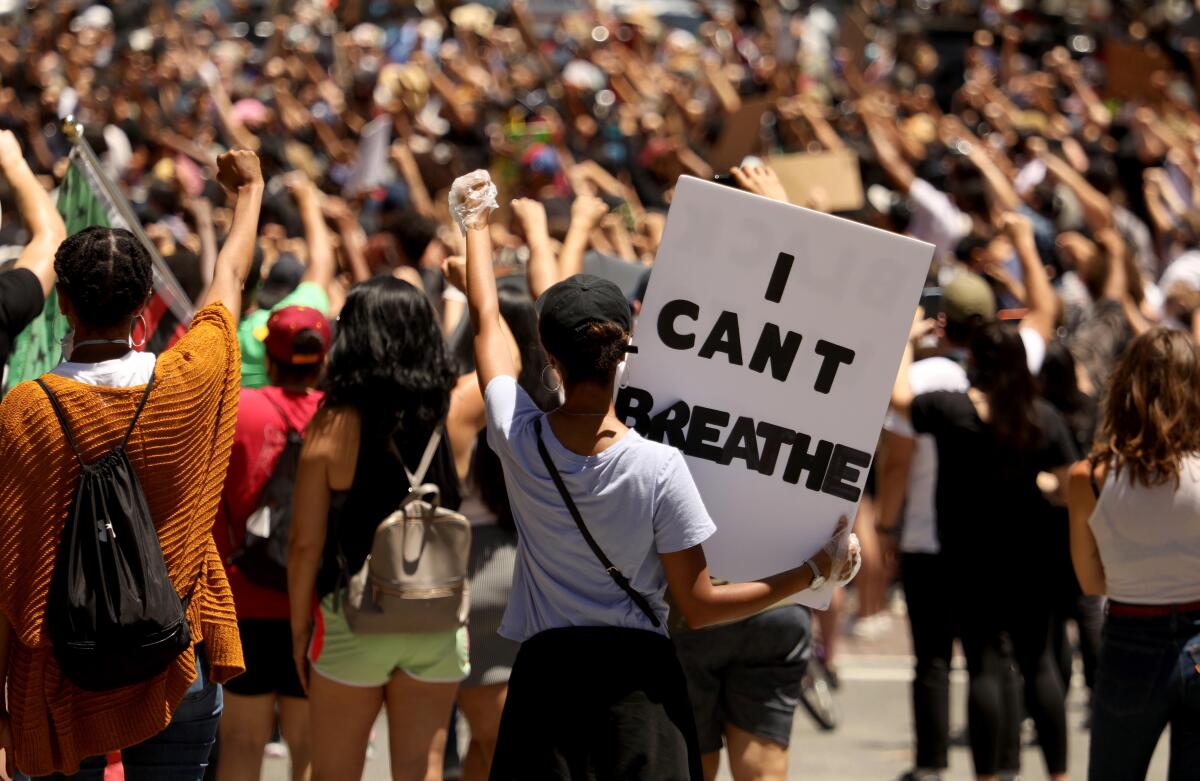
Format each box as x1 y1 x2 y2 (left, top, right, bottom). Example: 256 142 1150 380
316 416 462 597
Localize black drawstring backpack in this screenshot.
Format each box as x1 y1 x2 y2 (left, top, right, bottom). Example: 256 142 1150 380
36 374 193 692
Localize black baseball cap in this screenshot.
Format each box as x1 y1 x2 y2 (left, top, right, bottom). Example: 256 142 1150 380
538 274 633 349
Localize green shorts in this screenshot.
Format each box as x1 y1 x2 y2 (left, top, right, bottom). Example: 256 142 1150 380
308 593 470 687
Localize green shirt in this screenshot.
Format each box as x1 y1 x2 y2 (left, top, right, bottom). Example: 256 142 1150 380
238 281 330 388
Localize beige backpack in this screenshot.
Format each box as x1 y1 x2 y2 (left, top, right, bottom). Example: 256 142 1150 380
335 428 471 633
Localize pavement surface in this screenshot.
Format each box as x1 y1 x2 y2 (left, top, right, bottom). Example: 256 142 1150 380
261 606 1169 781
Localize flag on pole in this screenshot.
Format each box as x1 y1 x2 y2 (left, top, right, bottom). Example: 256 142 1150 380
4 153 122 388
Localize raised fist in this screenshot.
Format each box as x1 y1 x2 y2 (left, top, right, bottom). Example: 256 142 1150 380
216 149 263 193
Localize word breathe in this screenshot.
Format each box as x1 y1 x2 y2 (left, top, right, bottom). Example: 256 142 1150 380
616 387 870 501
654 252 856 392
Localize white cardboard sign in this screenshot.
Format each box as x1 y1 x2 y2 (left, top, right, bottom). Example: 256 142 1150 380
618 177 933 606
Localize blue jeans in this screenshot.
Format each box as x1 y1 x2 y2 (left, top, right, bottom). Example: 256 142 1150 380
1089 608 1200 781
26 652 223 781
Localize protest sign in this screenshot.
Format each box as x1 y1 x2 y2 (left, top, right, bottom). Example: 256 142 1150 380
618 177 932 606
770 149 865 212
343 114 392 197
709 95 774 172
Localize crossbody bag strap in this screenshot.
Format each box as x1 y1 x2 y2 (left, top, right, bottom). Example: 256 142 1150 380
533 417 661 628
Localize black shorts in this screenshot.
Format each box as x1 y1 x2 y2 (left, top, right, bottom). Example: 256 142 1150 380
222 619 306 699
673 605 811 752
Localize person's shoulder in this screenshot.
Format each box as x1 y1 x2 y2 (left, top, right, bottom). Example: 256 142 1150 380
621 432 686 473
0 379 48 420
301 403 360 462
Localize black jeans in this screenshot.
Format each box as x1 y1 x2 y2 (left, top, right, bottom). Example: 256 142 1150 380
1089 608 1200 781
957 584 1068 777
902 553 955 771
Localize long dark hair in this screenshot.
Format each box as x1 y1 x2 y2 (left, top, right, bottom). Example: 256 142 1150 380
969 321 1042 452
450 283 556 530
1039 339 1097 456
322 277 457 449
1092 328 1200 487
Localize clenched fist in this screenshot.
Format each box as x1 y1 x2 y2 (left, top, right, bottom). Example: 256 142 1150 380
216 149 263 193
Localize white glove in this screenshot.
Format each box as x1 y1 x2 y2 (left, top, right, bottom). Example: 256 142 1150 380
448 170 499 234
815 517 862 587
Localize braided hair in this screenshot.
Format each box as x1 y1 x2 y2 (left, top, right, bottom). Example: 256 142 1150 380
54 227 153 329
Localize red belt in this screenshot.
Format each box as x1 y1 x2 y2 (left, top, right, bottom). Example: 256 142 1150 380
1107 599 1200 618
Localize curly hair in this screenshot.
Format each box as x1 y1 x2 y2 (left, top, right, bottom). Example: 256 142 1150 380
542 320 629 387
54 227 153 328
1092 328 1200 488
321 277 457 445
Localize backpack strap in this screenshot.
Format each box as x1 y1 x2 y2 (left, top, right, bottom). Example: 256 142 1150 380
35 378 83 466
118 372 156 451
533 416 661 628
386 426 445 492
259 391 299 435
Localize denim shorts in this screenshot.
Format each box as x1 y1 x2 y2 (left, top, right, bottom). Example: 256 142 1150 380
672 605 811 752
24 649 222 781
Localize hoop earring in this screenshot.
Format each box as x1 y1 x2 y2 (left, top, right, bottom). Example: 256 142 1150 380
129 313 148 349
541 365 562 393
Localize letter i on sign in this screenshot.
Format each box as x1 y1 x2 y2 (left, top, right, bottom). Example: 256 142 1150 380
764 252 795 304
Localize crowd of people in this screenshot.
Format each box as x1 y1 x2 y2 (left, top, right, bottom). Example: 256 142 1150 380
0 0 1197 780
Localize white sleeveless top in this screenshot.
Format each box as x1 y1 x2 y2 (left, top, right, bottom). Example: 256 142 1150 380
1089 454 1200 604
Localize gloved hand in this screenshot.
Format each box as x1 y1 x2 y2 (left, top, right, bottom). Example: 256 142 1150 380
448 170 499 234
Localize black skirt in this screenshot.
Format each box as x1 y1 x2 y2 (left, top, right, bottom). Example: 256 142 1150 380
489 626 704 781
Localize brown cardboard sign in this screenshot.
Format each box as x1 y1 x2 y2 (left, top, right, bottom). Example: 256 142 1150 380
769 149 865 212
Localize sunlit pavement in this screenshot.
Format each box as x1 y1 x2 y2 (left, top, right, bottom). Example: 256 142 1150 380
261 607 1169 781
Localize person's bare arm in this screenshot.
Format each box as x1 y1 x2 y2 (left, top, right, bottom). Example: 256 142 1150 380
864 113 915 193
890 313 935 417
560 195 609 280
455 185 516 391
661 519 859 628
391 140 435 219
287 407 346 693
797 98 846 151
1001 213 1057 345
324 196 372 284
0 131 65 297
1096 228 1151 335
512 198 558 300
1038 145 1113 231
185 196 219 286
199 61 261 152
876 430 915 532
289 175 336 292
1067 460 1106 596
202 151 264 313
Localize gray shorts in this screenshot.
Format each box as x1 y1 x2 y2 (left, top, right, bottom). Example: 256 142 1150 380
672 604 811 752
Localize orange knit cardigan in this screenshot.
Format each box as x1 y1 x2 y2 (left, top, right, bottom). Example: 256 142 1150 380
0 303 245 776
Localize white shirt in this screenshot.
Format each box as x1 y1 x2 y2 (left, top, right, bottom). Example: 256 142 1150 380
1090 455 1200 604
883 356 969 554
1160 250 1200 293
907 178 969 269
51 351 157 388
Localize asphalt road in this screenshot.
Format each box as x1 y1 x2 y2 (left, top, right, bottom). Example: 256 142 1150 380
260 611 1169 781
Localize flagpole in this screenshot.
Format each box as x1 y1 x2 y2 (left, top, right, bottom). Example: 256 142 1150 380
60 116 196 324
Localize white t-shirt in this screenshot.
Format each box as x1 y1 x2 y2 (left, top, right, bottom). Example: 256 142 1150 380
485 375 716 641
883 356 969 554
51 351 157 387
1090 454 1200 604
907 178 969 269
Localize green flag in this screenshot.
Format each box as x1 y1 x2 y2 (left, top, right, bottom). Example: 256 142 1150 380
5 159 112 388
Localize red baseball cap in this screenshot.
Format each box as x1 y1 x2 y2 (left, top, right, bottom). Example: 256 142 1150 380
264 305 331 366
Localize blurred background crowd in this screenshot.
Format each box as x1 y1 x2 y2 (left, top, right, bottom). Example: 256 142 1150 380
3 0 1200 779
